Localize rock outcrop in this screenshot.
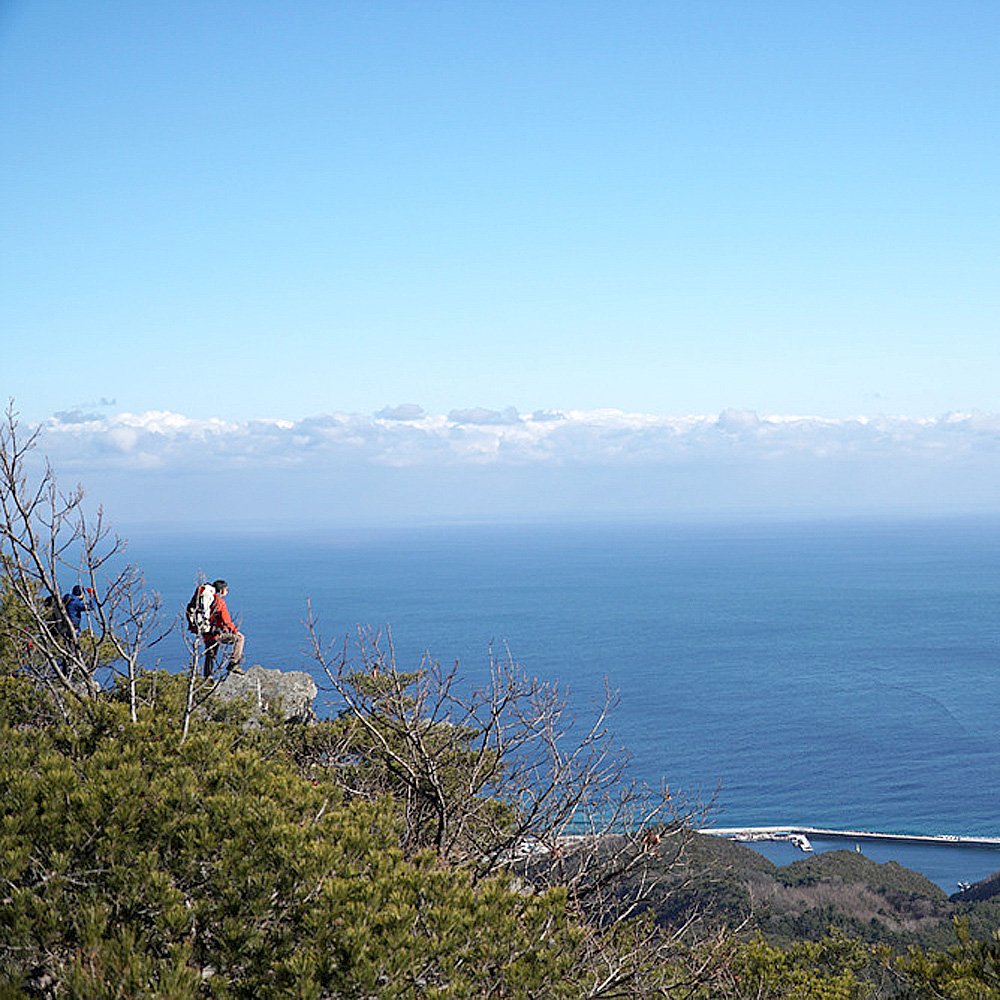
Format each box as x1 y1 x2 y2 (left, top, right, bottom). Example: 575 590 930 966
212 664 318 723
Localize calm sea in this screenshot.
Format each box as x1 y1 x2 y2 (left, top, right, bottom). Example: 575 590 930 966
124 516 1000 892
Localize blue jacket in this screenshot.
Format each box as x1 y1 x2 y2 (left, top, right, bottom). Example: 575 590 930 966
63 591 93 631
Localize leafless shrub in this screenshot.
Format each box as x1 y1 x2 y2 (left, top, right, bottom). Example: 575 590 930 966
305 613 736 996
0 402 170 720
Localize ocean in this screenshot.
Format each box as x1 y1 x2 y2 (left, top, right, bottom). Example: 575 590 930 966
124 516 1000 892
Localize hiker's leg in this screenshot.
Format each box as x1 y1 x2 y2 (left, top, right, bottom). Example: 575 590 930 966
203 638 218 678
215 631 244 671
216 632 231 666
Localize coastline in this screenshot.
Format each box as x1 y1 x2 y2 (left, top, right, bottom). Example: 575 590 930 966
701 827 1000 893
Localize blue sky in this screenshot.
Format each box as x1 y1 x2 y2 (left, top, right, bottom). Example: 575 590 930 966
3 2 999 523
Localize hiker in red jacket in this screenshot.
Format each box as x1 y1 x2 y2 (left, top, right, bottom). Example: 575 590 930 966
203 579 245 678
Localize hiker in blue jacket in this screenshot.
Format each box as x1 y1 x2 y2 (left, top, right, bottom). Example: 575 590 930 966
62 585 95 636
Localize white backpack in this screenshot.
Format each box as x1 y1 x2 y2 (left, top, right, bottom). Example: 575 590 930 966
185 583 216 635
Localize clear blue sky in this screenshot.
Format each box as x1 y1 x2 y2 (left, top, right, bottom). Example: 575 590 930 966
3 1 1000 432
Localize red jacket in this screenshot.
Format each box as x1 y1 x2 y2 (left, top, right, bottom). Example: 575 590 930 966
208 593 238 636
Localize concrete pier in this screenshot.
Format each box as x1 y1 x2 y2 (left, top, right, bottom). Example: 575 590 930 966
702 826 1000 851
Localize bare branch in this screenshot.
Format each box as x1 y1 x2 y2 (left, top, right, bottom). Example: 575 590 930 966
0 401 170 713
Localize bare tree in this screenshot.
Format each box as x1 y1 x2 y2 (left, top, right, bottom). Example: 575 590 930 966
0 402 170 719
307 617 700 859
305 614 731 1000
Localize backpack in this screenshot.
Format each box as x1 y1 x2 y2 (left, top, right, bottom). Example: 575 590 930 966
185 583 216 635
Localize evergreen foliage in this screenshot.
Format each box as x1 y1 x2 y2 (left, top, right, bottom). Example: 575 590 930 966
776 854 946 900
0 674 589 998
898 919 1000 999
709 933 895 1000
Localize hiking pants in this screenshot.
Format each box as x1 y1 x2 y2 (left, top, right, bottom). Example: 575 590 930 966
203 630 245 677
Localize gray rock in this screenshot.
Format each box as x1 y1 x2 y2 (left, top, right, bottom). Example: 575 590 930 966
212 664 317 723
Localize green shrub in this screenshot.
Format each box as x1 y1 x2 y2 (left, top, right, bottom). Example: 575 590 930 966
0 680 583 998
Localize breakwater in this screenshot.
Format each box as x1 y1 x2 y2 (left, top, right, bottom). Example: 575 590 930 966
703 826 1000 852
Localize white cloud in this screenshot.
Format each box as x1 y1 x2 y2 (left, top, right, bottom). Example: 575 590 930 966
374 404 425 421
30 407 1000 525
36 407 1000 474
447 406 522 426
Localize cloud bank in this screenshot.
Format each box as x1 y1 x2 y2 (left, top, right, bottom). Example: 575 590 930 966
31 407 1000 526
38 406 1000 471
